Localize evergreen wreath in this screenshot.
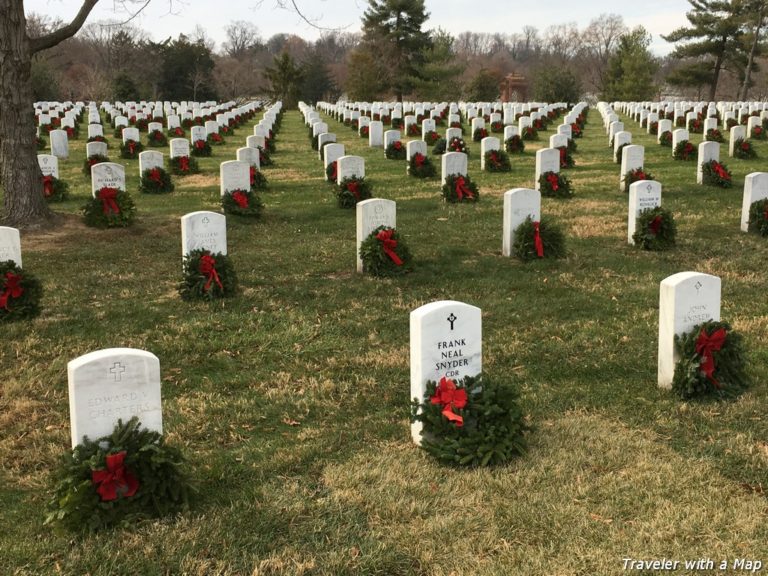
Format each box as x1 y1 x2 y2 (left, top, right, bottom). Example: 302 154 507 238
407 124 421 137
410 374 527 467
659 131 673 147
326 160 338 183
336 176 373 208
747 198 768 236
447 136 469 155
358 225 413 277
221 189 264 218
385 140 406 160
82 188 137 228
170 155 199 175
191 139 212 157
139 167 174 194
82 154 110 176
432 138 447 155
408 152 436 178
733 138 757 159
566 138 578 154
36 135 47 150
449 121 463 131
249 166 268 191
649 121 659 134
490 121 503 133
688 118 703 134
726 118 738 130
168 126 186 138
442 173 479 203
179 248 237 300
512 216 566 262
207 132 225 146
484 149 511 172
521 126 538 141
147 129 168 147
558 146 574 169
623 167 654 193
86 135 107 144
45 417 193 532
632 206 676 251
538 171 574 199
570 123 583 138
0 260 42 322
258 146 273 167
391 117 404 129
42 175 69 202
701 159 733 188
472 127 489 142
615 142 630 164
705 128 725 143
504 135 525 154
752 125 766 140
672 320 749 400
134 118 148 131
119 139 143 160
359 125 369 138
673 140 697 161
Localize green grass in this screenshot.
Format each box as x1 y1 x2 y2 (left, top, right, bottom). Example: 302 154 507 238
2 108 768 575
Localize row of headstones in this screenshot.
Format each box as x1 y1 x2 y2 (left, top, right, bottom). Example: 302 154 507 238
61 267 732 451
612 100 768 130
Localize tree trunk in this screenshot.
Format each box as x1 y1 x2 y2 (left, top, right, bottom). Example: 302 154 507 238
708 39 726 101
0 0 55 228
739 7 765 101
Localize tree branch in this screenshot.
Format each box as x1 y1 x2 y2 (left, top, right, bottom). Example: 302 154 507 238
29 0 101 54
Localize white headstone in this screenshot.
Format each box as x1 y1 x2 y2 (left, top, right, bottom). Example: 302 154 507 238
504 125 519 141
139 150 163 173
535 148 560 191
317 133 336 159
167 115 181 130
613 131 632 162
148 121 163 133
247 135 265 150
741 172 768 232
406 140 427 161
219 160 251 195
445 127 462 142
441 152 467 185
237 147 260 169
697 142 720 184
312 122 328 138
383 130 401 150
502 188 541 257
729 126 747 157
410 300 482 444
190 125 207 143
204 120 219 136
324 143 345 169
628 180 662 244
657 272 721 388
480 136 501 170
672 129 689 154
86 141 108 158
337 155 365 184
122 127 140 144
557 124 572 139
620 144 645 191
0 226 22 267
356 198 396 273
657 119 673 142
549 134 568 150
422 119 436 138
181 211 227 257
170 138 190 158
37 154 59 178
369 121 384 147
91 162 126 196
87 124 104 139
49 130 69 159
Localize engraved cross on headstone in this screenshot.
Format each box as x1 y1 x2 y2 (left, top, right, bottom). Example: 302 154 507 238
694 281 702 293
109 362 126 382
447 313 457 330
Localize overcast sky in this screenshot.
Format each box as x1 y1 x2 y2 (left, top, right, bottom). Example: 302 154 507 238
26 0 692 55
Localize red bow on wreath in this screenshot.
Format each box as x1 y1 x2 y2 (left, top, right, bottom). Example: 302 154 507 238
712 162 729 180
430 376 468 426
394 141 402 150
179 156 190 172
533 221 544 258
98 187 121 216
199 254 224 292
649 215 663 235
91 451 139 502
194 140 205 150
329 161 337 181
546 173 560 192
559 147 567 167
376 229 403 266
634 171 647 181
695 327 727 388
414 153 425 167
454 176 474 200
249 166 257 186
42 175 54 197
0 272 23 310
741 142 750 151
490 151 499 166
127 141 135 155
149 168 162 184
346 180 360 200
231 190 249 208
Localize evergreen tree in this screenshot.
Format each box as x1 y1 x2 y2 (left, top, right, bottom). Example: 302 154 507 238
345 48 387 101
412 28 465 101
601 28 658 101
300 49 337 104
736 0 767 99
264 51 304 107
158 34 217 101
464 68 502 101
532 66 582 102
360 0 431 100
663 0 745 100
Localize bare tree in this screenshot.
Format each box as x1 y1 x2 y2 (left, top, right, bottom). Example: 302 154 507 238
222 20 261 58
578 14 627 94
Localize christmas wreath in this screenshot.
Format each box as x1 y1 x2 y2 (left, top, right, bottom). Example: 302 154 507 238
250 166 268 191
649 121 659 134
472 127 488 142
221 189 264 218
385 140 406 160
632 206 676 251
337 176 373 208
170 155 199 176
407 124 421 137
82 187 136 228
672 321 749 400
133 118 148 131
359 125 370 138
747 198 768 236
512 216 566 262
391 117 404 129
615 142 630 164
726 118 738 130
623 167 654 193
168 126 186 138
139 167 174 194
558 146 574 169
673 140 697 161
147 129 168 147
326 160 338 183
733 138 757 160
36 135 47 150
0 261 42 322
447 136 469 155
45 417 193 532
42 175 69 202
410 374 527 467
567 138 578 154
484 149 511 172
701 159 733 188
432 138 446 155
538 171 574 199
705 128 724 143
120 139 143 160
207 132 225 146
490 121 503 133
659 131 673 147
258 146 273 167
752 125 766 140
521 126 538 141
191 139 212 157
442 174 478 203
358 225 413 276
688 118 703 134
570 123 583 138
87 135 107 144
449 121 463 131
408 153 436 178
82 154 110 176
179 248 237 300
505 135 525 154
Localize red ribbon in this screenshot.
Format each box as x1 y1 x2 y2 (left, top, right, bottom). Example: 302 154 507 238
414 153 425 167
430 376 468 426
649 215 663 235
128 141 135 155
755 126 763 136
376 229 403 265
250 166 256 186
231 190 249 208
559 147 567 167
199 254 224 292
712 162 730 180
695 327 727 388
174 127 184 136
149 168 162 183
347 180 360 199
635 171 647 181
742 142 750 151
533 221 544 257
454 176 474 200
330 161 337 181
211 133 222 142
194 140 205 150
394 141 402 150
91 451 139 502
98 187 121 216
546 172 560 192
0 272 23 310
179 156 190 172
42 175 54 197
490 151 499 166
